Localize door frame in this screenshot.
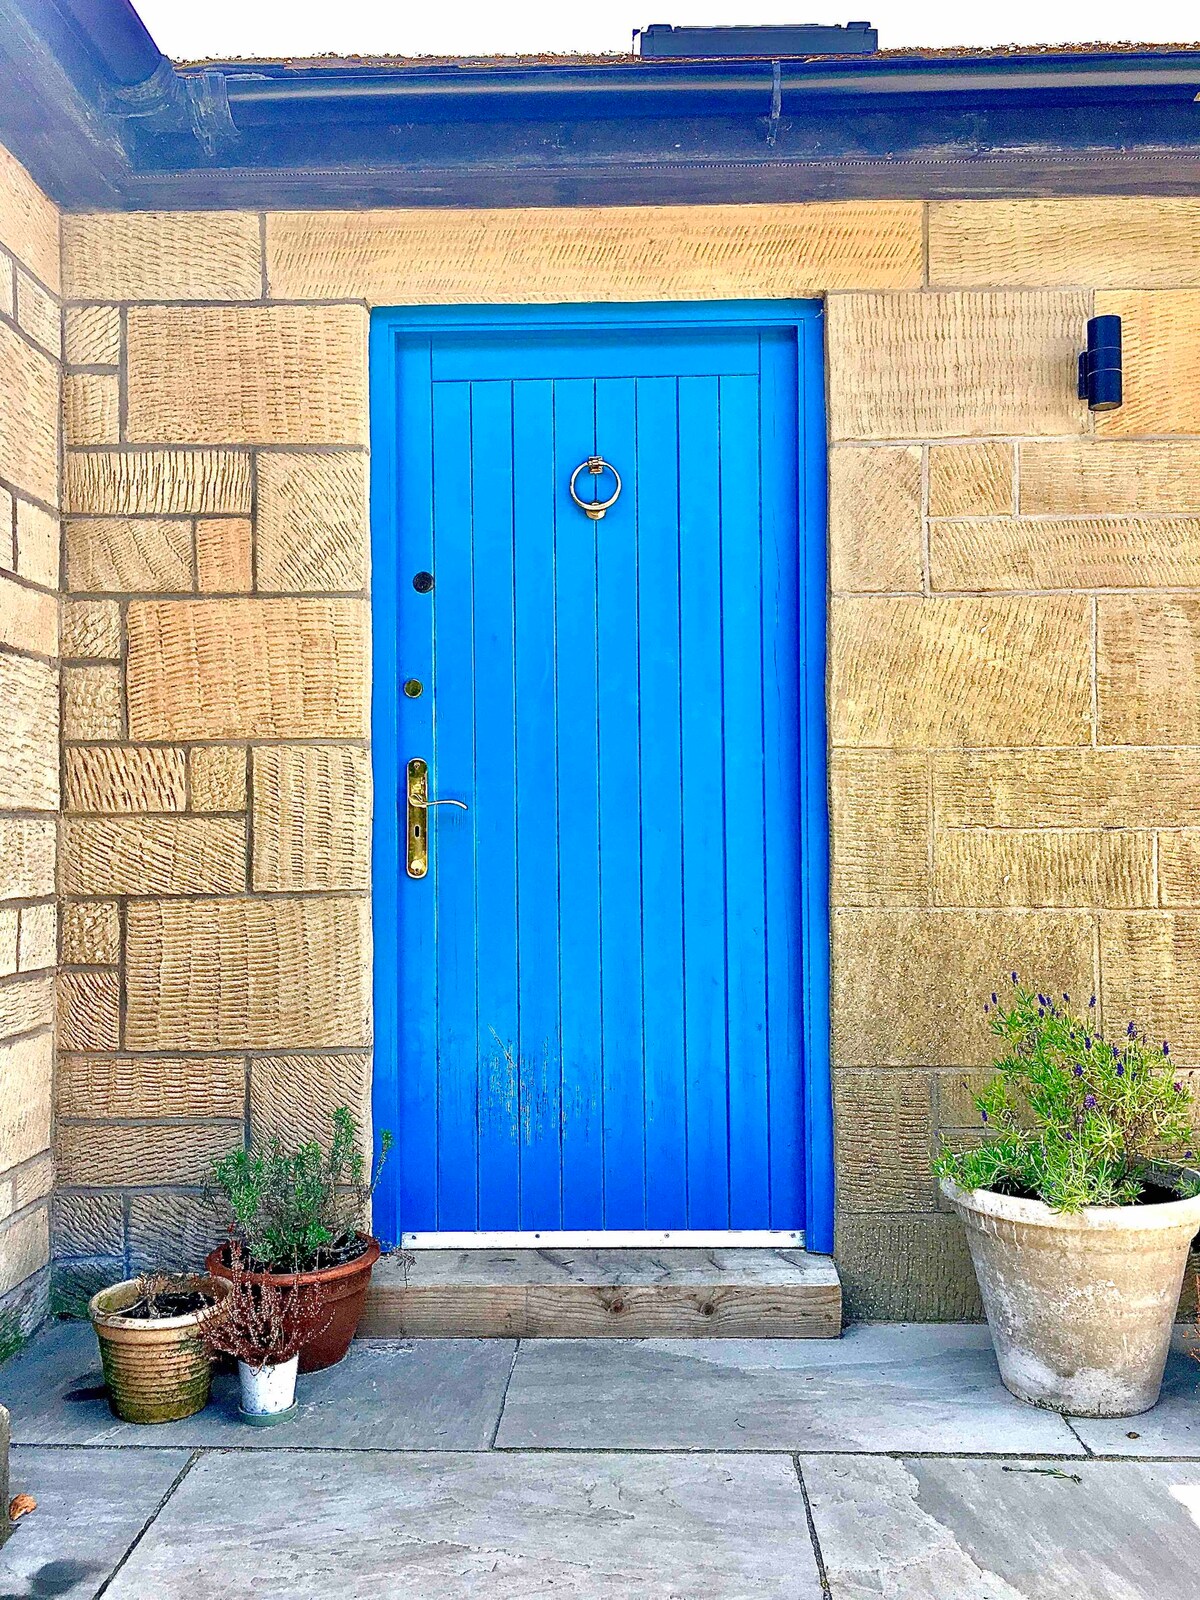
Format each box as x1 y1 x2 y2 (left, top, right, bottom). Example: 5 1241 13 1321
369 299 834 1255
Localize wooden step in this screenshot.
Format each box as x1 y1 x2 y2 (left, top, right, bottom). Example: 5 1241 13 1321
360 1248 841 1339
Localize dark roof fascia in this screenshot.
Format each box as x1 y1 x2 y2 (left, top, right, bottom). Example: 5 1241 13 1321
3 0 1200 208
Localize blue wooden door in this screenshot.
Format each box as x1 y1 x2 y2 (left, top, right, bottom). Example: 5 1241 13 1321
372 304 831 1246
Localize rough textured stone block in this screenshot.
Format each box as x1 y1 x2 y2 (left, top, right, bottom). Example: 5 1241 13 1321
64 745 187 814
62 599 121 660
66 517 193 593
57 1120 242 1186
0 908 17 977
0 653 57 811
827 291 1089 441
65 449 252 516
835 1070 935 1210
0 974 53 1040
0 319 58 504
1101 913 1200 1066
126 304 368 446
936 1068 997 1129
0 1032 53 1172
189 747 247 812
126 599 368 740
0 482 12 567
1157 835 1200 907
60 816 247 895
17 903 56 971
15 271 60 359
64 304 121 367
1020 440 1200 516
125 896 370 1050
60 900 120 965
837 1212 982 1321
64 211 262 301
0 570 57 655
832 908 1093 1066
928 442 1013 517
250 1053 371 1150
934 748 1200 830
0 1205 50 1300
196 518 253 593
127 1193 228 1272
831 596 1092 748
53 1192 124 1258
934 829 1155 908
0 818 54 897
256 452 369 592
57 969 120 1051
64 372 120 446
15 499 59 590
62 664 123 740
0 142 60 292
0 1150 53 1225
828 445 921 593
830 750 929 906
57 1055 245 1119
930 198 1200 289
1095 291 1200 436
1098 597 1200 745
252 745 370 891
267 202 924 302
931 516 1200 592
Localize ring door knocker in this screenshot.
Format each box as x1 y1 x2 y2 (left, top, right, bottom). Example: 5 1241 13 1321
569 455 622 522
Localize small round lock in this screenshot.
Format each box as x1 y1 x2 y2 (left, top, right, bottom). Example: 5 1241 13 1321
413 571 434 594
403 679 424 699
569 456 622 522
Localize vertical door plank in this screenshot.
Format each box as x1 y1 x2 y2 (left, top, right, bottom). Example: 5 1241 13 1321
677 374 731 1229
470 379 522 1228
429 379 480 1230
634 376 688 1226
594 374 646 1228
553 377 606 1227
512 378 563 1227
718 370 772 1227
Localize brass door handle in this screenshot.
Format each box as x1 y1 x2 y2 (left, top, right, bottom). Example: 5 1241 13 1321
406 758 467 878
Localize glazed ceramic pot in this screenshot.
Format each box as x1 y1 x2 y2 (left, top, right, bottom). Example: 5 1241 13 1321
89 1275 229 1424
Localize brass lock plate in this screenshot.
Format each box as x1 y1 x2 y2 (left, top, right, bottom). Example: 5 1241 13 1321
406 757 429 879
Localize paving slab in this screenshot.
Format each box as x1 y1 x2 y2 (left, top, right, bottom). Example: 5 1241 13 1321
100 1448 822 1599
1070 1335 1200 1456
1 1321 514 1450
801 1454 1200 1600
0 1446 190 1599
496 1324 1083 1452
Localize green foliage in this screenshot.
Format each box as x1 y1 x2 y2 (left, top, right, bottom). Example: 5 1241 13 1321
933 983 1194 1211
209 1107 393 1272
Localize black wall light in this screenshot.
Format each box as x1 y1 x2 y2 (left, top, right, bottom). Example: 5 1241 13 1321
1078 314 1123 411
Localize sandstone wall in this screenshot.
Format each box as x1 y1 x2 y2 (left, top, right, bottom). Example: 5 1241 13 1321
52 197 1200 1317
0 144 59 1341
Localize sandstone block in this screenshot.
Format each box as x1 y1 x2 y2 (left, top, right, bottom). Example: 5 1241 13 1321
66 517 193 593
1098 597 1200 745
0 320 57 504
195 518 253 593
64 305 121 367
832 908 1093 1066
830 750 929 906
934 829 1154 908
266 202 925 303
0 818 54 897
934 748 1200 830
57 1055 245 1119
250 1053 371 1150
1101 913 1200 1066
836 1212 981 1321
834 1070 935 1210
831 595 1092 748
1019 440 1200 516
0 1032 53 1171
52 1193 124 1258
62 664 123 740
0 143 60 292
64 745 187 814
828 445 921 593
0 1206 50 1300
0 570 57 656
62 599 121 660
15 500 59 590
827 291 1088 441
15 272 59 360
125 896 370 1050
936 1068 997 1129
932 515 1200 591
64 372 120 447
0 653 57 810
256 451 369 592
927 441 1013 517
126 598 368 741
252 745 370 891
189 747 247 812
127 1193 228 1272
63 211 262 301
57 1121 242 1187
65 449 252 516
60 901 120 965
1095 291 1200 436
0 974 53 1040
61 816 247 896
126 304 368 446
0 1150 53 1225
57 969 120 1051
1156 834 1200 907
17 903 56 971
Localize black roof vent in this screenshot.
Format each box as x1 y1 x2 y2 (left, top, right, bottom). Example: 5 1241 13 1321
635 21 878 56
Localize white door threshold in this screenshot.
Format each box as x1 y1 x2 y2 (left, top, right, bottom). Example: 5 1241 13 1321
401 1229 804 1250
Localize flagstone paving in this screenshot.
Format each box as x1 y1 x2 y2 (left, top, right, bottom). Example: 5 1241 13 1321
4 1321 1200 1597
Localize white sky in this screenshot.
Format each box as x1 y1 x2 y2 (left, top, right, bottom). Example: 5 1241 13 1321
136 0 1200 62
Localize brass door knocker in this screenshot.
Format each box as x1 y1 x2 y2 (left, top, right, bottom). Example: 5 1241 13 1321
569 456 622 521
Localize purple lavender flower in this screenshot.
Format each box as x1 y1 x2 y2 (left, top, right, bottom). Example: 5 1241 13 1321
991 993 998 1005
1164 1041 1171 1056
1127 1021 1136 1038
1072 1065 1083 1077
1011 972 1018 984
980 1109 988 1123
1116 1064 1124 1077
1063 993 1070 1003
1089 995 1097 1008
1084 1094 1097 1109
1175 1082 1184 1094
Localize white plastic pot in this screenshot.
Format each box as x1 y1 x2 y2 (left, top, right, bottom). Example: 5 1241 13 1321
237 1355 299 1425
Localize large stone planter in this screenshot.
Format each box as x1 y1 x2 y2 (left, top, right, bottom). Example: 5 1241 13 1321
941 1173 1200 1417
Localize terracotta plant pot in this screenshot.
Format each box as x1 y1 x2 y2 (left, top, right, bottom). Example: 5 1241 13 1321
941 1171 1200 1417
89 1275 229 1425
205 1235 381 1372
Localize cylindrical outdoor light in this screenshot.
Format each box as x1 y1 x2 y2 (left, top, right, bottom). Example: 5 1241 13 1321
1078 314 1123 412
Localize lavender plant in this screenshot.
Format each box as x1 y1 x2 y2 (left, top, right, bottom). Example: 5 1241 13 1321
933 981 1196 1211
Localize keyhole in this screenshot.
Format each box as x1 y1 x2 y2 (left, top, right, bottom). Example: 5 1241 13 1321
413 571 434 593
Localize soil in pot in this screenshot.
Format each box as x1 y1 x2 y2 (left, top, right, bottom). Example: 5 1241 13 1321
205 1235 381 1372
89 1275 229 1425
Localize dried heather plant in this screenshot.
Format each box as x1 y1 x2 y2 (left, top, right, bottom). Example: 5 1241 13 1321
195 1244 330 1372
